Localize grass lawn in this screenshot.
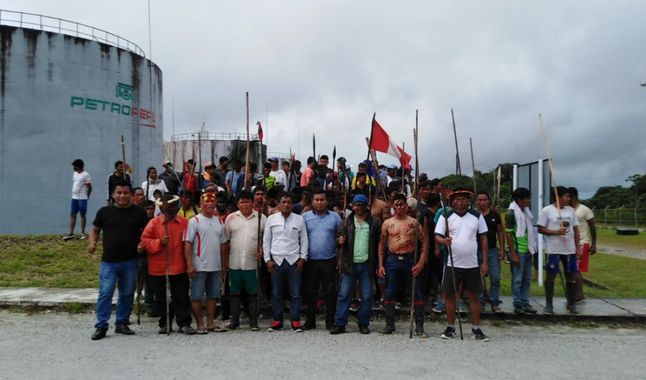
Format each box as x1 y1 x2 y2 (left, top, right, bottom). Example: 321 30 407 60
596 227 646 250
0 235 100 288
0 231 645 297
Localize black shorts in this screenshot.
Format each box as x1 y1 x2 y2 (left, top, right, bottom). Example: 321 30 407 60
441 266 483 296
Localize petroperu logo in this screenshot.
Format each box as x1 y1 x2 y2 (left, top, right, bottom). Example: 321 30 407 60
69 82 156 127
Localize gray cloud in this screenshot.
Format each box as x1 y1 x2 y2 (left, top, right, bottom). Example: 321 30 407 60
8 0 646 198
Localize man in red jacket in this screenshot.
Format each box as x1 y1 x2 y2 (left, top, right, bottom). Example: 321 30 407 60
140 194 196 335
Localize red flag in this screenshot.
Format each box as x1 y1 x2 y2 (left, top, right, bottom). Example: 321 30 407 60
257 121 264 142
369 116 412 169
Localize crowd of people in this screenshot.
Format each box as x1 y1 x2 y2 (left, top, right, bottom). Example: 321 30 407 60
64 154 596 342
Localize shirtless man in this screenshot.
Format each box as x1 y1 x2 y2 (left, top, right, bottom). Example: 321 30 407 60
377 193 428 335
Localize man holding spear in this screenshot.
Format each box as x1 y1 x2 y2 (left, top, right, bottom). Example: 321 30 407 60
435 188 490 341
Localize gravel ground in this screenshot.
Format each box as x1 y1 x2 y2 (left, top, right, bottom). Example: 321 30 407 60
1 311 645 380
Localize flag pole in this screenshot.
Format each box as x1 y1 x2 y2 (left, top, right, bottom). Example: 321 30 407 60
469 137 477 194
451 108 462 185
244 91 251 191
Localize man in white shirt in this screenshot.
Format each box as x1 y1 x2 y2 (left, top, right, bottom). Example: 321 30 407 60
183 192 228 334
538 186 581 314
268 157 286 187
435 188 490 342
263 192 308 332
569 187 596 302
224 190 267 330
64 159 92 241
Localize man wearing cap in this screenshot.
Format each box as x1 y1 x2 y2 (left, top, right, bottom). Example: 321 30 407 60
435 188 490 341
337 157 354 191
302 189 342 330
201 162 218 186
159 161 182 195
377 193 428 336
268 157 286 187
183 192 228 334
88 180 147 340
331 194 380 334
263 192 309 332
64 159 92 240
140 194 196 335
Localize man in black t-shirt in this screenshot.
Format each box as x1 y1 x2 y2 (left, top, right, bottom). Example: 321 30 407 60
476 191 505 314
88 180 148 340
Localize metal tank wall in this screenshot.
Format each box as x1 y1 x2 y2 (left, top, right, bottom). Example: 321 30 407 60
0 25 163 234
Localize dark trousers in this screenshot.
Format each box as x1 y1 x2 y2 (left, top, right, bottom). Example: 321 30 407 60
148 273 193 328
302 258 338 326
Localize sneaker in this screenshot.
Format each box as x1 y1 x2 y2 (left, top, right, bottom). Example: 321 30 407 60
472 328 490 342
432 304 445 314
544 305 554 315
224 322 239 330
513 305 525 315
523 304 537 314
358 325 370 335
62 234 75 241
267 320 283 332
91 328 107 340
380 325 396 335
291 320 303 333
440 326 456 339
178 326 197 335
349 301 359 312
329 325 346 335
395 302 402 311
115 324 135 335
303 319 316 331
158 326 173 334
415 329 429 338
79 233 87 240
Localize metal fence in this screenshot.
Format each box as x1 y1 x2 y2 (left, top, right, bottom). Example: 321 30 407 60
0 9 146 57
594 207 646 228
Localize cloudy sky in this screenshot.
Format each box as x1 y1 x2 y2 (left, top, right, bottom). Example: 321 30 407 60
6 0 646 197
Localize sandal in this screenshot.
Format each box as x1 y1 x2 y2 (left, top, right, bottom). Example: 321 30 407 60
491 305 504 314
207 325 227 333
196 327 208 335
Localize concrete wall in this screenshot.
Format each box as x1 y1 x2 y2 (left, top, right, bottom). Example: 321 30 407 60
0 26 163 234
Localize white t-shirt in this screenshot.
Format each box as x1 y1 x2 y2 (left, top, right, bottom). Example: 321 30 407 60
72 171 92 200
183 214 227 272
435 210 488 269
141 179 169 202
270 169 286 186
575 204 594 245
538 204 580 255
225 210 267 270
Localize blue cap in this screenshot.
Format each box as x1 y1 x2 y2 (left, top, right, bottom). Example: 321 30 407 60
352 194 369 205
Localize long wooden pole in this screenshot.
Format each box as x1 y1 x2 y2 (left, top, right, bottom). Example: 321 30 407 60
413 110 419 197
244 92 251 191
120 135 126 181
539 113 563 225
469 137 477 194
451 108 462 183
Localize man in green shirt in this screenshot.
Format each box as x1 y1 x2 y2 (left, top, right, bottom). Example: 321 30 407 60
505 187 537 315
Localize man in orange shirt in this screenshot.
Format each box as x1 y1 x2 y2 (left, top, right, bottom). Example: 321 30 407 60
140 194 196 335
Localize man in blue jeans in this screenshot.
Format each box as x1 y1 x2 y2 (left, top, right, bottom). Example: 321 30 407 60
377 193 428 336
331 194 381 334
88 180 148 340
505 187 537 315
263 192 309 332
476 191 505 314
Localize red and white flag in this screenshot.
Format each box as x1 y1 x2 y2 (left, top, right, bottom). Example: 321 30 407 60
369 116 411 169
257 121 264 142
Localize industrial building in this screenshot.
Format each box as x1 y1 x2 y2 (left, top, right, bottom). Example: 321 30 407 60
0 10 163 234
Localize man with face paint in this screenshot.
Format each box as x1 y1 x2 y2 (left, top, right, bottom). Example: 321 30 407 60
377 193 428 336
435 188 490 341
140 194 196 335
183 192 228 334
332 194 381 334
